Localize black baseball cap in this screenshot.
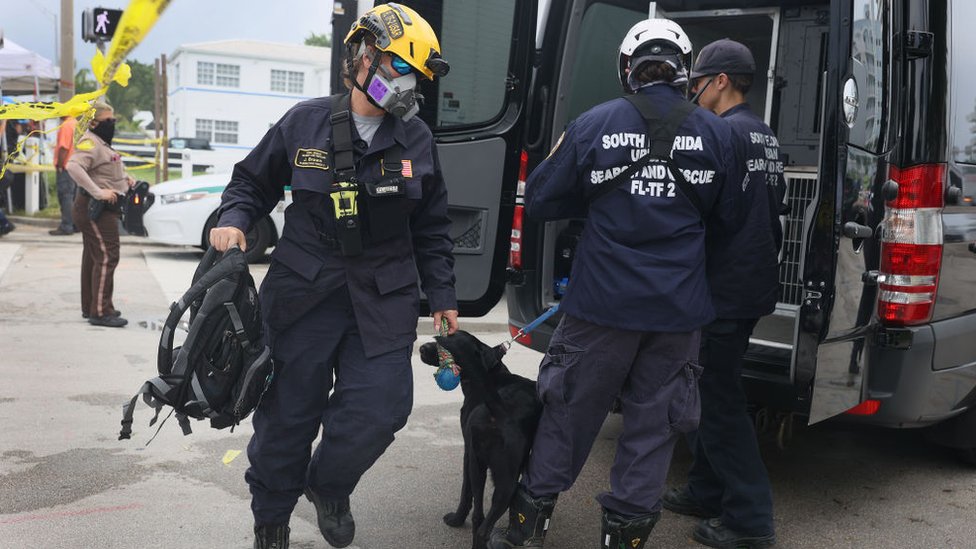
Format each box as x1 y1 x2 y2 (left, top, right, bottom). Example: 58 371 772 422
690 38 756 79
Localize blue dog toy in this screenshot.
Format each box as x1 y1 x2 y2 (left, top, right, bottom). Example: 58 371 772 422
434 318 461 391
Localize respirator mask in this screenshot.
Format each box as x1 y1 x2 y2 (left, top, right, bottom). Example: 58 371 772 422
366 69 420 121
361 48 422 121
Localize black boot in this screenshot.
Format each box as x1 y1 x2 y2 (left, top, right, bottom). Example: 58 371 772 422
662 486 715 518
600 509 660 549
304 488 355 548
253 524 289 549
487 486 557 548
693 517 776 548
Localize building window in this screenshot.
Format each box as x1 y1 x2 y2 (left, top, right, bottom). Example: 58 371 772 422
215 63 240 87
196 61 240 87
271 69 304 94
195 118 213 140
197 61 214 85
214 120 239 144
195 118 238 144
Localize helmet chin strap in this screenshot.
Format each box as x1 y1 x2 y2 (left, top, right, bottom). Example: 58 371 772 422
350 47 386 111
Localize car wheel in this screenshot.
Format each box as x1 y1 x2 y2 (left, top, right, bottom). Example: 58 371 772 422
202 214 273 263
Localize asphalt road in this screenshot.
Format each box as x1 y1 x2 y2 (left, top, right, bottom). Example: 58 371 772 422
1 224 975 549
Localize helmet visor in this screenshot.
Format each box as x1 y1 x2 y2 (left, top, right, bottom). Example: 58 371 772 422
390 54 413 76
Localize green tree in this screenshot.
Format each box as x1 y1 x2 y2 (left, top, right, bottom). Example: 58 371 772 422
105 59 155 121
74 59 154 123
304 32 331 48
75 68 98 94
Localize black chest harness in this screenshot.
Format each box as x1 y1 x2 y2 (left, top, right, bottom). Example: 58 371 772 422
590 94 705 218
327 93 408 256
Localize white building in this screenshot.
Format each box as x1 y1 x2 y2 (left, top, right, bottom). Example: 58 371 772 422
167 40 331 153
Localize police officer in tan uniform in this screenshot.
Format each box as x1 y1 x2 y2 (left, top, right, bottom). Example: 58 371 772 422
66 102 133 328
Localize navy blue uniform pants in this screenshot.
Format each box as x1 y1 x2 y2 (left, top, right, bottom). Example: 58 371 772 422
522 314 701 517
55 169 76 233
246 287 414 527
688 318 774 535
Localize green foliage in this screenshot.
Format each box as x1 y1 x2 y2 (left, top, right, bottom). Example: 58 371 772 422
105 59 155 121
73 60 155 130
75 68 98 94
304 32 332 48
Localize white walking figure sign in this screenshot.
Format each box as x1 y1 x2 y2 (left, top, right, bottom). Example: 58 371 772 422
96 11 110 33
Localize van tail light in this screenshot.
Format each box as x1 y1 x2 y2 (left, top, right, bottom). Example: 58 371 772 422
877 164 945 326
508 150 529 271
509 323 531 347
844 399 881 416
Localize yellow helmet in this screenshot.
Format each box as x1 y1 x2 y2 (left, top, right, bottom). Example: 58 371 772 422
344 3 450 81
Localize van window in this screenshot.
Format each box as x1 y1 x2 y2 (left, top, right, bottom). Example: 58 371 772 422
951 0 976 164
847 0 888 152
564 3 774 124
408 0 518 129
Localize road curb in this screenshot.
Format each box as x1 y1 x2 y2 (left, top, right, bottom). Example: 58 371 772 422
7 215 59 229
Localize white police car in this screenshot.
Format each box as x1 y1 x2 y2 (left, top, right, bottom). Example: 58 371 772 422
144 173 289 262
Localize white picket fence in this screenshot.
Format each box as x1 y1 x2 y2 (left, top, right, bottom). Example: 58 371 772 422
114 143 244 179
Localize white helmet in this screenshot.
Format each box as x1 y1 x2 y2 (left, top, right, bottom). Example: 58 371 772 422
617 18 693 92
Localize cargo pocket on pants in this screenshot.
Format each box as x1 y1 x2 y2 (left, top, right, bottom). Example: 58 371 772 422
536 343 584 408
668 361 703 434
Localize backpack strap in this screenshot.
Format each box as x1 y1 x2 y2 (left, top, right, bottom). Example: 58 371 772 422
330 93 355 179
119 247 247 441
589 94 705 218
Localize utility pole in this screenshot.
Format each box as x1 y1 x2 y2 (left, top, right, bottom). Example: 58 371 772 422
153 57 161 184
160 54 169 181
59 0 74 102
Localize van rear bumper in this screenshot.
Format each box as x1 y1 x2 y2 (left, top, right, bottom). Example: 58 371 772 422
857 315 976 428
745 314 976 428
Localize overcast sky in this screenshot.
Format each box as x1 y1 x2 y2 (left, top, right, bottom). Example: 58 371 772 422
6 0 332 68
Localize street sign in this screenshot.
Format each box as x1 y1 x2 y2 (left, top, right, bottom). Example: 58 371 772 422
82 8 124 43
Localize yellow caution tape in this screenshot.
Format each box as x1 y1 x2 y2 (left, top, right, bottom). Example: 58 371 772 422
4 163 56 174
113 136 164 145
0 0 172 179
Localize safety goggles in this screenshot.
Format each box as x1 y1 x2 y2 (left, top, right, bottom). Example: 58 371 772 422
390 54 413 76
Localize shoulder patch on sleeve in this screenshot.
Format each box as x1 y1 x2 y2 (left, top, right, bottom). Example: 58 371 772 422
76 138 95 151
546 131 566 160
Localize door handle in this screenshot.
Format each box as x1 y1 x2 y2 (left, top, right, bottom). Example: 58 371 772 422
843 222 873 239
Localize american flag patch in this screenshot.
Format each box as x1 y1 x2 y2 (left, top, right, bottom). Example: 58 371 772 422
402 160 413 178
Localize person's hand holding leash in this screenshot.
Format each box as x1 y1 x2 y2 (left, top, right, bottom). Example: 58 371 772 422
210 226 247 252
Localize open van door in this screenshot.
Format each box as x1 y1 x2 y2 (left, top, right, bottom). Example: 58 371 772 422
352 0 536 316
793 0 893 423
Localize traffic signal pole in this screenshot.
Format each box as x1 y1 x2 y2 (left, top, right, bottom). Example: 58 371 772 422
60 0 74 102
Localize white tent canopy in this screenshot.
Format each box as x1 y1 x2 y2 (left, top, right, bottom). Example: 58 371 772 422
0 37 59 95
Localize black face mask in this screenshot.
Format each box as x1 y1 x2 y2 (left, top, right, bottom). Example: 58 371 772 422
91 119 116 145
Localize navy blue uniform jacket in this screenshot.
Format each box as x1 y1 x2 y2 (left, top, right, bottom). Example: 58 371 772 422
525 85 744 332
217 96 457 357
706 103 786 319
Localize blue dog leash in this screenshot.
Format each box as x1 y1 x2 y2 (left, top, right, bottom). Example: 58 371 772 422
433 304 561 391
497 303 561 355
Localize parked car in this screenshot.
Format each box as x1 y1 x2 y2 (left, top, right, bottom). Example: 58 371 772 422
168 137 212 150
332 0 976 463
143 173 288 262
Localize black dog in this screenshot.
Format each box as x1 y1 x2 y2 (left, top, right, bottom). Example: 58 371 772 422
420 331 543 549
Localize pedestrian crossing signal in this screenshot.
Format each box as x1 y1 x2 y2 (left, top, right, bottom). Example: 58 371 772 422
82 8 124 43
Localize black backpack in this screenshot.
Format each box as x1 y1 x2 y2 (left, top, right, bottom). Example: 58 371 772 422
119 246 274 442
122 180 153 236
